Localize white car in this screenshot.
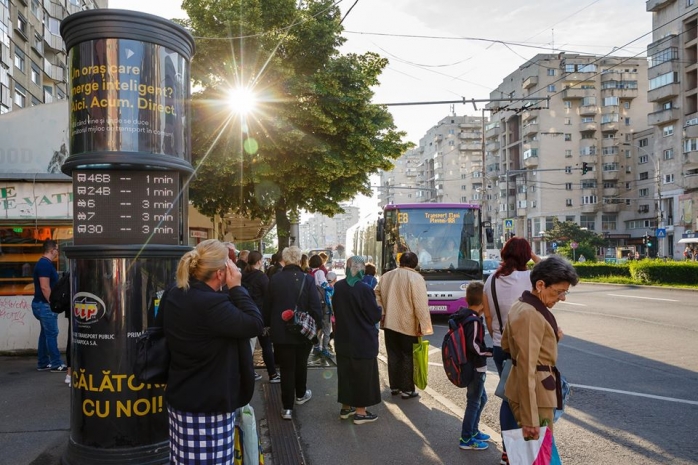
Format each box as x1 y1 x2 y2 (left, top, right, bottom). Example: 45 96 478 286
482 259 501 279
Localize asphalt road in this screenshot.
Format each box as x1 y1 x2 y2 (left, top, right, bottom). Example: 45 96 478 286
428 283 698 465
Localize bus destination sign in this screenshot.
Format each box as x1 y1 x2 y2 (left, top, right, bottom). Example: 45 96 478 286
72 170 180 245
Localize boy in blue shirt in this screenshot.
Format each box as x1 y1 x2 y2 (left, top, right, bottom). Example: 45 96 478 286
457 281 492 451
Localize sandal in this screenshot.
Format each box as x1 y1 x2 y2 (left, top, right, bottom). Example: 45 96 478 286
390 389 400 396
401 391 419 400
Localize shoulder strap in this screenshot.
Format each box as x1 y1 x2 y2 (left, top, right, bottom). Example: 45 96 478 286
490 277 504 333
294 272 306 308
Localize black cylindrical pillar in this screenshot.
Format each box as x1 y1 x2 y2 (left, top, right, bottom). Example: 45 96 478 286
60 10 195 465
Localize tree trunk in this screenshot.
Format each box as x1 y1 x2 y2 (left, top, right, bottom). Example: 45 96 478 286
275 204 291 251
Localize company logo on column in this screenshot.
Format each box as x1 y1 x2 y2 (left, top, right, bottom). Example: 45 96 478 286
73 292 106 324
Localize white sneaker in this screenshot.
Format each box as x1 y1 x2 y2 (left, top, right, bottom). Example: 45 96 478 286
64 374 71 385
281 409 292 420
295 389 312 405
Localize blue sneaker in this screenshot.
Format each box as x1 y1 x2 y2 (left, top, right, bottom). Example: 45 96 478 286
472 431 491 442
459 437 489 450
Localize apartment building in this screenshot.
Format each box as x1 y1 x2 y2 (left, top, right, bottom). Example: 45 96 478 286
299 205 360 251
645 0 698 258
0 0 107 113
484 53 652 254
378 114 487 206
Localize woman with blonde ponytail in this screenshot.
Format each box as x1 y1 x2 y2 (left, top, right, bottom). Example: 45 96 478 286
163 239 264 463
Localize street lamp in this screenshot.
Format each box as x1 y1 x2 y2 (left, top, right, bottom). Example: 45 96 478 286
624 143 662 257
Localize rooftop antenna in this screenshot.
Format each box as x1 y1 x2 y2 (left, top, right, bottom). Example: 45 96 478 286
552 28 555 52
449 104 456 116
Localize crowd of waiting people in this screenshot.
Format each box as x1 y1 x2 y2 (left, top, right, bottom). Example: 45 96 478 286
154 238 575 463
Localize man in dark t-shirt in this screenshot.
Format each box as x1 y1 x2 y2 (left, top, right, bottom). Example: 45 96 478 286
32 239 65 371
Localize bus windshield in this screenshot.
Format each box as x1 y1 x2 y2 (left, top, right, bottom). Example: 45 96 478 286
382 206 482 279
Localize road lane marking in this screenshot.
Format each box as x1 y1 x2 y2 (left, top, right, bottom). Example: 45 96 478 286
557 301 586 306
571 384 698 406
607 293 679 302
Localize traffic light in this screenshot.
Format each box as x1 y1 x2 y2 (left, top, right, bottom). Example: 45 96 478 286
647 236 653 248
581 162 590 175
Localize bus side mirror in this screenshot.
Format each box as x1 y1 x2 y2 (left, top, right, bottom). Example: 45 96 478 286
376 218 384 242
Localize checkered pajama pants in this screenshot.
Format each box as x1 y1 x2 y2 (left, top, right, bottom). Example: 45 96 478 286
168 406 236 464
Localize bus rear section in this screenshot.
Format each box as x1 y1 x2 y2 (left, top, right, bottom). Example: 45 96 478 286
376 203 483 315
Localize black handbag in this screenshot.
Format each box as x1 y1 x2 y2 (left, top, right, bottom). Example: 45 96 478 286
133 288 171 384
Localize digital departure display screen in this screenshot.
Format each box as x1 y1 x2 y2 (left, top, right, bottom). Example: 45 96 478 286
72 170 180 245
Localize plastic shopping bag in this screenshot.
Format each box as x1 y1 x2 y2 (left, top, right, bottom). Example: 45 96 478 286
412 337 429 390
501 426 561 465
234 404 264 465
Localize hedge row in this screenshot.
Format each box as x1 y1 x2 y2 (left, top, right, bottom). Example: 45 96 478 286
573 260 698 285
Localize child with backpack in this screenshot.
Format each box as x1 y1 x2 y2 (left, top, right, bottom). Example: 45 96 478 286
456 281 493 451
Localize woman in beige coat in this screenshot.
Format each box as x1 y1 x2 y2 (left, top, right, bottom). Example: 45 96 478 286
375 252 433 399
501 256 578 441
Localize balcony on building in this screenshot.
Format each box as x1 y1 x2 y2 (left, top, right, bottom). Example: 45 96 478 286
517 207 528 217
579 121 597 132
486 140 500 152
601 137 618 149
523 148 538 169
603 186 619 197
562 87 592 100
648 106 680 126
580 139 597 154
602 169 619 181
647 34 679 57
685 148 698 168
43 90 54 103
601 87 638 99
459 131 480 140
646 0 675 12
43 58 64 82
485 122 500 139
685 115 698 138
522 75 538 90
46 0 67 18
523 122 539 137
684 174 698 189
602 202 622 213
43 27 63 52
579 104 598 116
600 121 618 132
581 203 597 213
648 83 680 102
460 142 482 151
434 134 443 142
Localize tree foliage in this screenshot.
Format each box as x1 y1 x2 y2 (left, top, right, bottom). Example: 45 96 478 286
181 0 411 247
542 218 605 250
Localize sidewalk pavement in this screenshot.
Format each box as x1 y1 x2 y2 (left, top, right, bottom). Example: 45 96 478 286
1 346 505 465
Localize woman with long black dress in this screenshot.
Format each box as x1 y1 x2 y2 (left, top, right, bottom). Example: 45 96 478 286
332 256 382 424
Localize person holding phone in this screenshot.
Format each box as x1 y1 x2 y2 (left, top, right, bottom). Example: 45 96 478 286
163 239 263 463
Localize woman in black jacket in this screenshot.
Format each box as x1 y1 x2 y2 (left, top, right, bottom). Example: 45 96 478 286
332 256 382 424
242 250 279 383
164 239 263 463
263 246 322 420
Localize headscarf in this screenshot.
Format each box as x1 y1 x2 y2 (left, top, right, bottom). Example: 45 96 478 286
345 255 365 287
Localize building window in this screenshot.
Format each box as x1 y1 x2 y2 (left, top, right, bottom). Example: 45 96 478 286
662 125 674 137
602 215 617 230
14 48 25 73
580 215 595 230
16 14 28 38
639 172 649 180
461 196 468 203
564 118 571 125
650 47 679 67
565 183 572 190
689 0 695 6
625 117 631 126
582 195 597 205
649 71 678 90
639 138 649 147
564 101 572 108
624 102 630 109
33 32 43 54
664 174 674 183
603 96 619 106
565 149 572 157
566 199 573 206
548 68 555 76
639 188 648 197
564 133 572 141
30 62 40 85
13 83 26 108
639 155 649 164
664 148 673 160
565 166 572 174
626 182 631 190
31 0 41 18
548 84 555 92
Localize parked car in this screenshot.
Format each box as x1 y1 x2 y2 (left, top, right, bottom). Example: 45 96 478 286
482 259 500 279
334 259 345 269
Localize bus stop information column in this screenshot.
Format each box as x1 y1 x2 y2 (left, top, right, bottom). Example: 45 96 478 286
60 10 195 465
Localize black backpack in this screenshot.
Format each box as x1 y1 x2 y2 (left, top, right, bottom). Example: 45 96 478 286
441 312 480 388
50 272 71 314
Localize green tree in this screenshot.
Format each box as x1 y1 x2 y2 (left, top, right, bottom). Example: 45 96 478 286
543 218 604 259
181 0 411 248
